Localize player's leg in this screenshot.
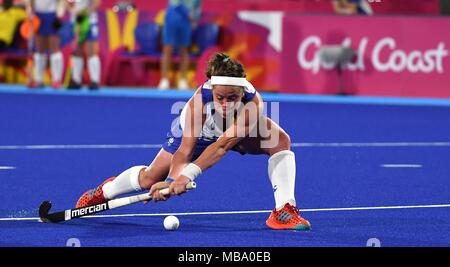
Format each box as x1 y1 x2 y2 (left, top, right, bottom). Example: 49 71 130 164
84 16 101 90
32 12 60 88
232 117 291 155
85 40 100 90
138 149 173 189
176 18 192 90
75 148 173 208
232 117 297 208
177 46 190 90
158 8 177 90
159 44 173 90
232 116 311 230
32 35 47 88
102 148 173 199
69 44 84 89
31 12 51 88
48 35 63 88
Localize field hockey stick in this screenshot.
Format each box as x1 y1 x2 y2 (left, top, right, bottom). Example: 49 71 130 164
38 181 196 223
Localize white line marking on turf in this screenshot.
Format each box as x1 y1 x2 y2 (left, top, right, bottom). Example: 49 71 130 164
1 142 450 150
0 166 15 170
0 144 162 150
1 203 449 221
381 164 422 168
292 142 450 147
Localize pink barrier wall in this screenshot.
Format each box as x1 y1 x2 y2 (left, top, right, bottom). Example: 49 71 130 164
281 15 450 97
97 10 449 97
100 0 440 15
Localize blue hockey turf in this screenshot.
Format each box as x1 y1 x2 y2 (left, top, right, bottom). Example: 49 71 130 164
0 85 449 247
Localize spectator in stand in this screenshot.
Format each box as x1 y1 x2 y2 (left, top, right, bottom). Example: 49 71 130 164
332 0 373 15
0 0 26 52
26 0 66 88
158 0 202 91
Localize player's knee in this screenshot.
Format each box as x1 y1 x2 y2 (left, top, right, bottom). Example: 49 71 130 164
278 131 291 150
138 168 163 189
266 132 291 156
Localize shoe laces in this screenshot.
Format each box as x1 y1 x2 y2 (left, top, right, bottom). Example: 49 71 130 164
87 187 100 199
276 203 303 224
285 203 300 215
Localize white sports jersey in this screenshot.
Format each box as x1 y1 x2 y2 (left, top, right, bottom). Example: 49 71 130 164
34 0 58 12
179 99 224 141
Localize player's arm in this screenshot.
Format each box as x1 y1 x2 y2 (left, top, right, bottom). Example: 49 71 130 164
149 88 204 200
167 89 204 178
190 91 263 174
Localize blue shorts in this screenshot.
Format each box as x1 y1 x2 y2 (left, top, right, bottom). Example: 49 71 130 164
161 132 249 160
162 132 217 161
36 12 59 36
75 13 99 43
162 6 192 47
87 12 99 41
83 23 99 42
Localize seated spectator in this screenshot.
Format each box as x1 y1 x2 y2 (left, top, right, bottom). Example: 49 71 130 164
0 0 26 51
332 0 373 15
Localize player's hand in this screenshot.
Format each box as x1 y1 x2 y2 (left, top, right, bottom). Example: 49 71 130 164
169 175 191 196
148 181 171 202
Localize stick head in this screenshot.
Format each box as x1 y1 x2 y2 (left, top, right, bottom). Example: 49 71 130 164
38 201 52 223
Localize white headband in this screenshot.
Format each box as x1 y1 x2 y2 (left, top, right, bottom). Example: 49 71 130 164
210 76 256 94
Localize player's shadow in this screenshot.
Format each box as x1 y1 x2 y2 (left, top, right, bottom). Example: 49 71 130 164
67 219 164 237
61 214 269 240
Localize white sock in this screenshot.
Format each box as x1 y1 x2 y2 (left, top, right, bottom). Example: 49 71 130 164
87 55 101 83
158 78 170 90
177 78 189 90
102 166 145 199
50 52 63 83
33 53 47 83
268 150 297 210
71 56 84 84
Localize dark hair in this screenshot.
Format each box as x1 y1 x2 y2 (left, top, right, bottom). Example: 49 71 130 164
205 52 246 79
